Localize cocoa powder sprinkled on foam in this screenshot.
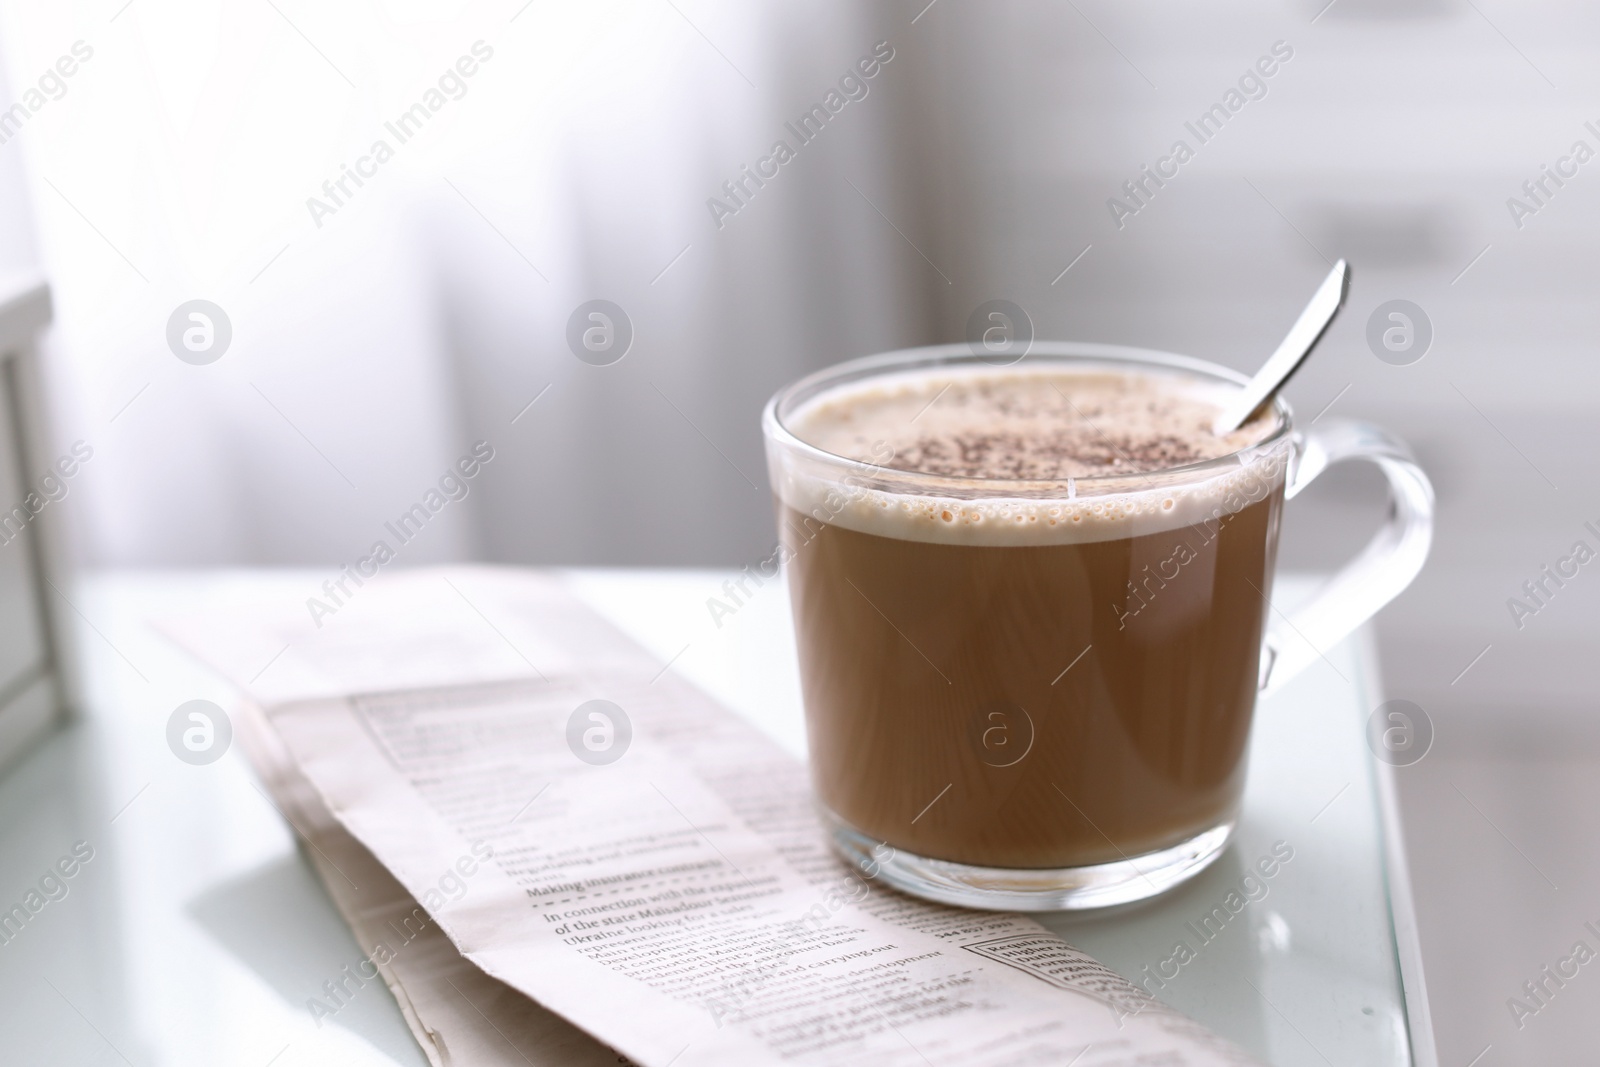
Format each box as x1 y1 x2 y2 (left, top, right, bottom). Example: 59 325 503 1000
793 370 1275 480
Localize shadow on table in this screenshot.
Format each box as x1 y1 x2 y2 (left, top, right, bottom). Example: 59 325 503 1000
1041 846 1273 1057
187 851 430 1066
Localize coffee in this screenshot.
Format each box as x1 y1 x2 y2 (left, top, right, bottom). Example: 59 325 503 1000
777 366 1286 870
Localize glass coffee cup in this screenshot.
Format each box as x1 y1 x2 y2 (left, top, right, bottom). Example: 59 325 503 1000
761 343 1432 910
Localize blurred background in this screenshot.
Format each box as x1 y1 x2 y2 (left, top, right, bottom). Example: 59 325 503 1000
1 0 1597 1060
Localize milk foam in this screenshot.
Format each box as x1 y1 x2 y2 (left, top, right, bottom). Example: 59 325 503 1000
776 365 1288 546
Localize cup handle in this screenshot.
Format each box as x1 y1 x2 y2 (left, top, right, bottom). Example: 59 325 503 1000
1259 419 1434 695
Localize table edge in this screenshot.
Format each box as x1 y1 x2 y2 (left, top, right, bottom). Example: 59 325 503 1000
1356 628 1438 1067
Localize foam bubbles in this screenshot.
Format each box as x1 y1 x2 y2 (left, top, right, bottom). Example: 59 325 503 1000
774 365 1289 547
778 461 1288 546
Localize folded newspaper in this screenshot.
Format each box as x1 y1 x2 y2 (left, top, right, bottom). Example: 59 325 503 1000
164 566 1262 1066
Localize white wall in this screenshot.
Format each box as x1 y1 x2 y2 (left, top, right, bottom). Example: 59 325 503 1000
0 0 927 569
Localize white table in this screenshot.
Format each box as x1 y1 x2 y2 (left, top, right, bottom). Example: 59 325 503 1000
0 570 1433 1066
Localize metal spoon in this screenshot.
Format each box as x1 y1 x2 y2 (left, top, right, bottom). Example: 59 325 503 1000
1212 258 1350 435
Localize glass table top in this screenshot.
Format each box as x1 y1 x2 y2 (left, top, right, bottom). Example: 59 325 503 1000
0 569 1429 1066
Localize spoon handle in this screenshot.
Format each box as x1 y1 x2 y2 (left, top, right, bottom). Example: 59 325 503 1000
1213 259 1349 435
